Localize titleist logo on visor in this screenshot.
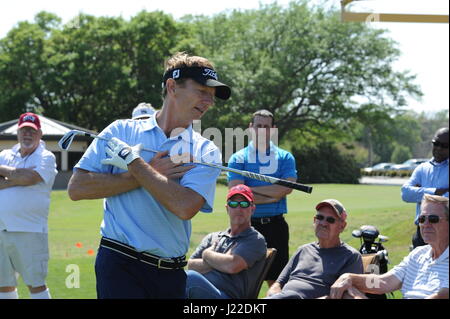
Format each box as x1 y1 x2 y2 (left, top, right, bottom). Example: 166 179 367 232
163 67 219 84
202 68 218 80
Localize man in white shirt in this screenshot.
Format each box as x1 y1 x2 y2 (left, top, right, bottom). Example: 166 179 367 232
0 112 57 299
329 194 449 299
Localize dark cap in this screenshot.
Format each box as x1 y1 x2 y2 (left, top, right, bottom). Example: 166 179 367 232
162 66 231 100
316 199 348 221
227 184 254 203
18 112 41 131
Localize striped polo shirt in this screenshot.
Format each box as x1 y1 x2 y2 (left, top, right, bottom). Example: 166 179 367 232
389 245 449 298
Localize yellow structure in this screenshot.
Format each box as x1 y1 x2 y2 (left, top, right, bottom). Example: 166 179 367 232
341 0 449 23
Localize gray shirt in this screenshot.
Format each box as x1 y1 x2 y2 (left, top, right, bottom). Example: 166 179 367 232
275 242 363 299
190 227 267 298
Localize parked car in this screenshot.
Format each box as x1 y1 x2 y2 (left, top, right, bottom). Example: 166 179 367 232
391 158 429 171
363 162 396 173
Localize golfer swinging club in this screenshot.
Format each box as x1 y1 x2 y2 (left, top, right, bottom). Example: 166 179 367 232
68 52 231 299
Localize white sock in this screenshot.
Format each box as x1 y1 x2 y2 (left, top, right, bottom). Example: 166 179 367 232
0 289 19 299
30 288 51 299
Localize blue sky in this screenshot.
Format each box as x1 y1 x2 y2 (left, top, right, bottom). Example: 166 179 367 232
0 0 448 114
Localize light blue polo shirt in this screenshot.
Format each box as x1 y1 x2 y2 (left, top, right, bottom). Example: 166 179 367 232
227 142 297 217
75 115 221 258
401 158 449 224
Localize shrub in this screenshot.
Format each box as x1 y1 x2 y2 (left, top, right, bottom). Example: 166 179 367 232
292 142 361 184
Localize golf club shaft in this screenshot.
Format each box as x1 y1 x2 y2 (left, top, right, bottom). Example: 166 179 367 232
61 131 312 193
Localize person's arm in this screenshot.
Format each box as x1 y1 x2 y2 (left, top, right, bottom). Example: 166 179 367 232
201 244 249 274
68 168 140 200
250 178 296 199
329 272 402 299
401 166 436 203
426 288 449 299
434 188 449 196
266 282 283 296
128 158 205 220
187 258 214 274
0 176 13 190
229 179 285 204
0 165 43 186
228 179 244 189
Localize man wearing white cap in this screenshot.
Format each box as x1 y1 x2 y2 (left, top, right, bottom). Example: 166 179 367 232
132 103 156 120
0 112 57 299
266 199 363 299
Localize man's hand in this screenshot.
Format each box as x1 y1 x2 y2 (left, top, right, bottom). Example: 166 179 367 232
150 151 194 180
101 137 142 170
435 188 449 196
266 282 282 297
329 273 353 299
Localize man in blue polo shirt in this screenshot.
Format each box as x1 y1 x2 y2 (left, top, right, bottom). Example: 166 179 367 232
227 109 297 289
401 127 449 248
68 52 231 298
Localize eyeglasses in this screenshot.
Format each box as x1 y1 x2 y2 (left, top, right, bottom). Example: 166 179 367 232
227 201 251 208
315 214 337 224
432 140 449 149
418 214 444 224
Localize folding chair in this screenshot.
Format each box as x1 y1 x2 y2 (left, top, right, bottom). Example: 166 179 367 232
246 248 277 299
361 253 388 299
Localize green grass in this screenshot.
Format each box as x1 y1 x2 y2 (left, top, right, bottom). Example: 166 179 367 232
16 184 415 299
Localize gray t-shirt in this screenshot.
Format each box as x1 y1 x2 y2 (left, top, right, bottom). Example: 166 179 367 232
273 242 363 299
190 227 267 299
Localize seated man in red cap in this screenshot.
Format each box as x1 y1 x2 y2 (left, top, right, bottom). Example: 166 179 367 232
0 112 57 299
266 199 363 299
186 184 267 299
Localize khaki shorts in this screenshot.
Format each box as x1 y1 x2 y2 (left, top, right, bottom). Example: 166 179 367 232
0 231 49 288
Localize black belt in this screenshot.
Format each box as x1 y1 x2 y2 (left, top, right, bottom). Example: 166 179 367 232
100 237 187 270
251 214 284 225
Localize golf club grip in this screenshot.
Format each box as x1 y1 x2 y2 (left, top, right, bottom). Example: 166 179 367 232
274 179 313 194
237 170 312 194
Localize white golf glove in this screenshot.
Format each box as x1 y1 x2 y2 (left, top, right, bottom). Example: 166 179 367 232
101 137 142 171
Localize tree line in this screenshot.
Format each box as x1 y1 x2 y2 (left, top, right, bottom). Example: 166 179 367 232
0 1 447 179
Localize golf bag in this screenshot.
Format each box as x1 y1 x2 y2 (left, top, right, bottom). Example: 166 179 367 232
352 225 390 299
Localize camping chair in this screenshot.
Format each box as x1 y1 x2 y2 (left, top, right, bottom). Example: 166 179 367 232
246 248 277 299
361 253 389 299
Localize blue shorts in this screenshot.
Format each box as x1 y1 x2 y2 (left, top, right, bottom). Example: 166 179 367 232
95 246 186 299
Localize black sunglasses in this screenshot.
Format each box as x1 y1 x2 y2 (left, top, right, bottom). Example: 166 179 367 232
228 201 251 208
432 140 449 149
315 214 337 224
418 214 443 224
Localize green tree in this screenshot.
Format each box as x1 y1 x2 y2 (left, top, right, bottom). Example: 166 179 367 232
390 143 412 163
188 1 421 141
0 11 196 130
0 15 58 121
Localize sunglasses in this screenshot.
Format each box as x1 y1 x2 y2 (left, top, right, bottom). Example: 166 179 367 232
432 140 449 149
418 214 444 224
315 214 337 224
227 201 251 208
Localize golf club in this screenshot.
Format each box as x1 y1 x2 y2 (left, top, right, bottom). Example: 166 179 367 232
59 130 313 194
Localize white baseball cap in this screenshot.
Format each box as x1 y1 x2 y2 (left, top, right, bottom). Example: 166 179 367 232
132 103 155 119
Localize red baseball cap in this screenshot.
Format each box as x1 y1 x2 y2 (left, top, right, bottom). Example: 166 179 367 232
316 199 348 221
227 184 254 202
18 112 41 131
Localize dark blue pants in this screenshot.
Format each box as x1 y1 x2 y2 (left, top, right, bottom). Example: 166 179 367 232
95 246 186 299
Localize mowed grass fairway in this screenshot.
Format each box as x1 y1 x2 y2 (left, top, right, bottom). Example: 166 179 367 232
15 184 415 299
